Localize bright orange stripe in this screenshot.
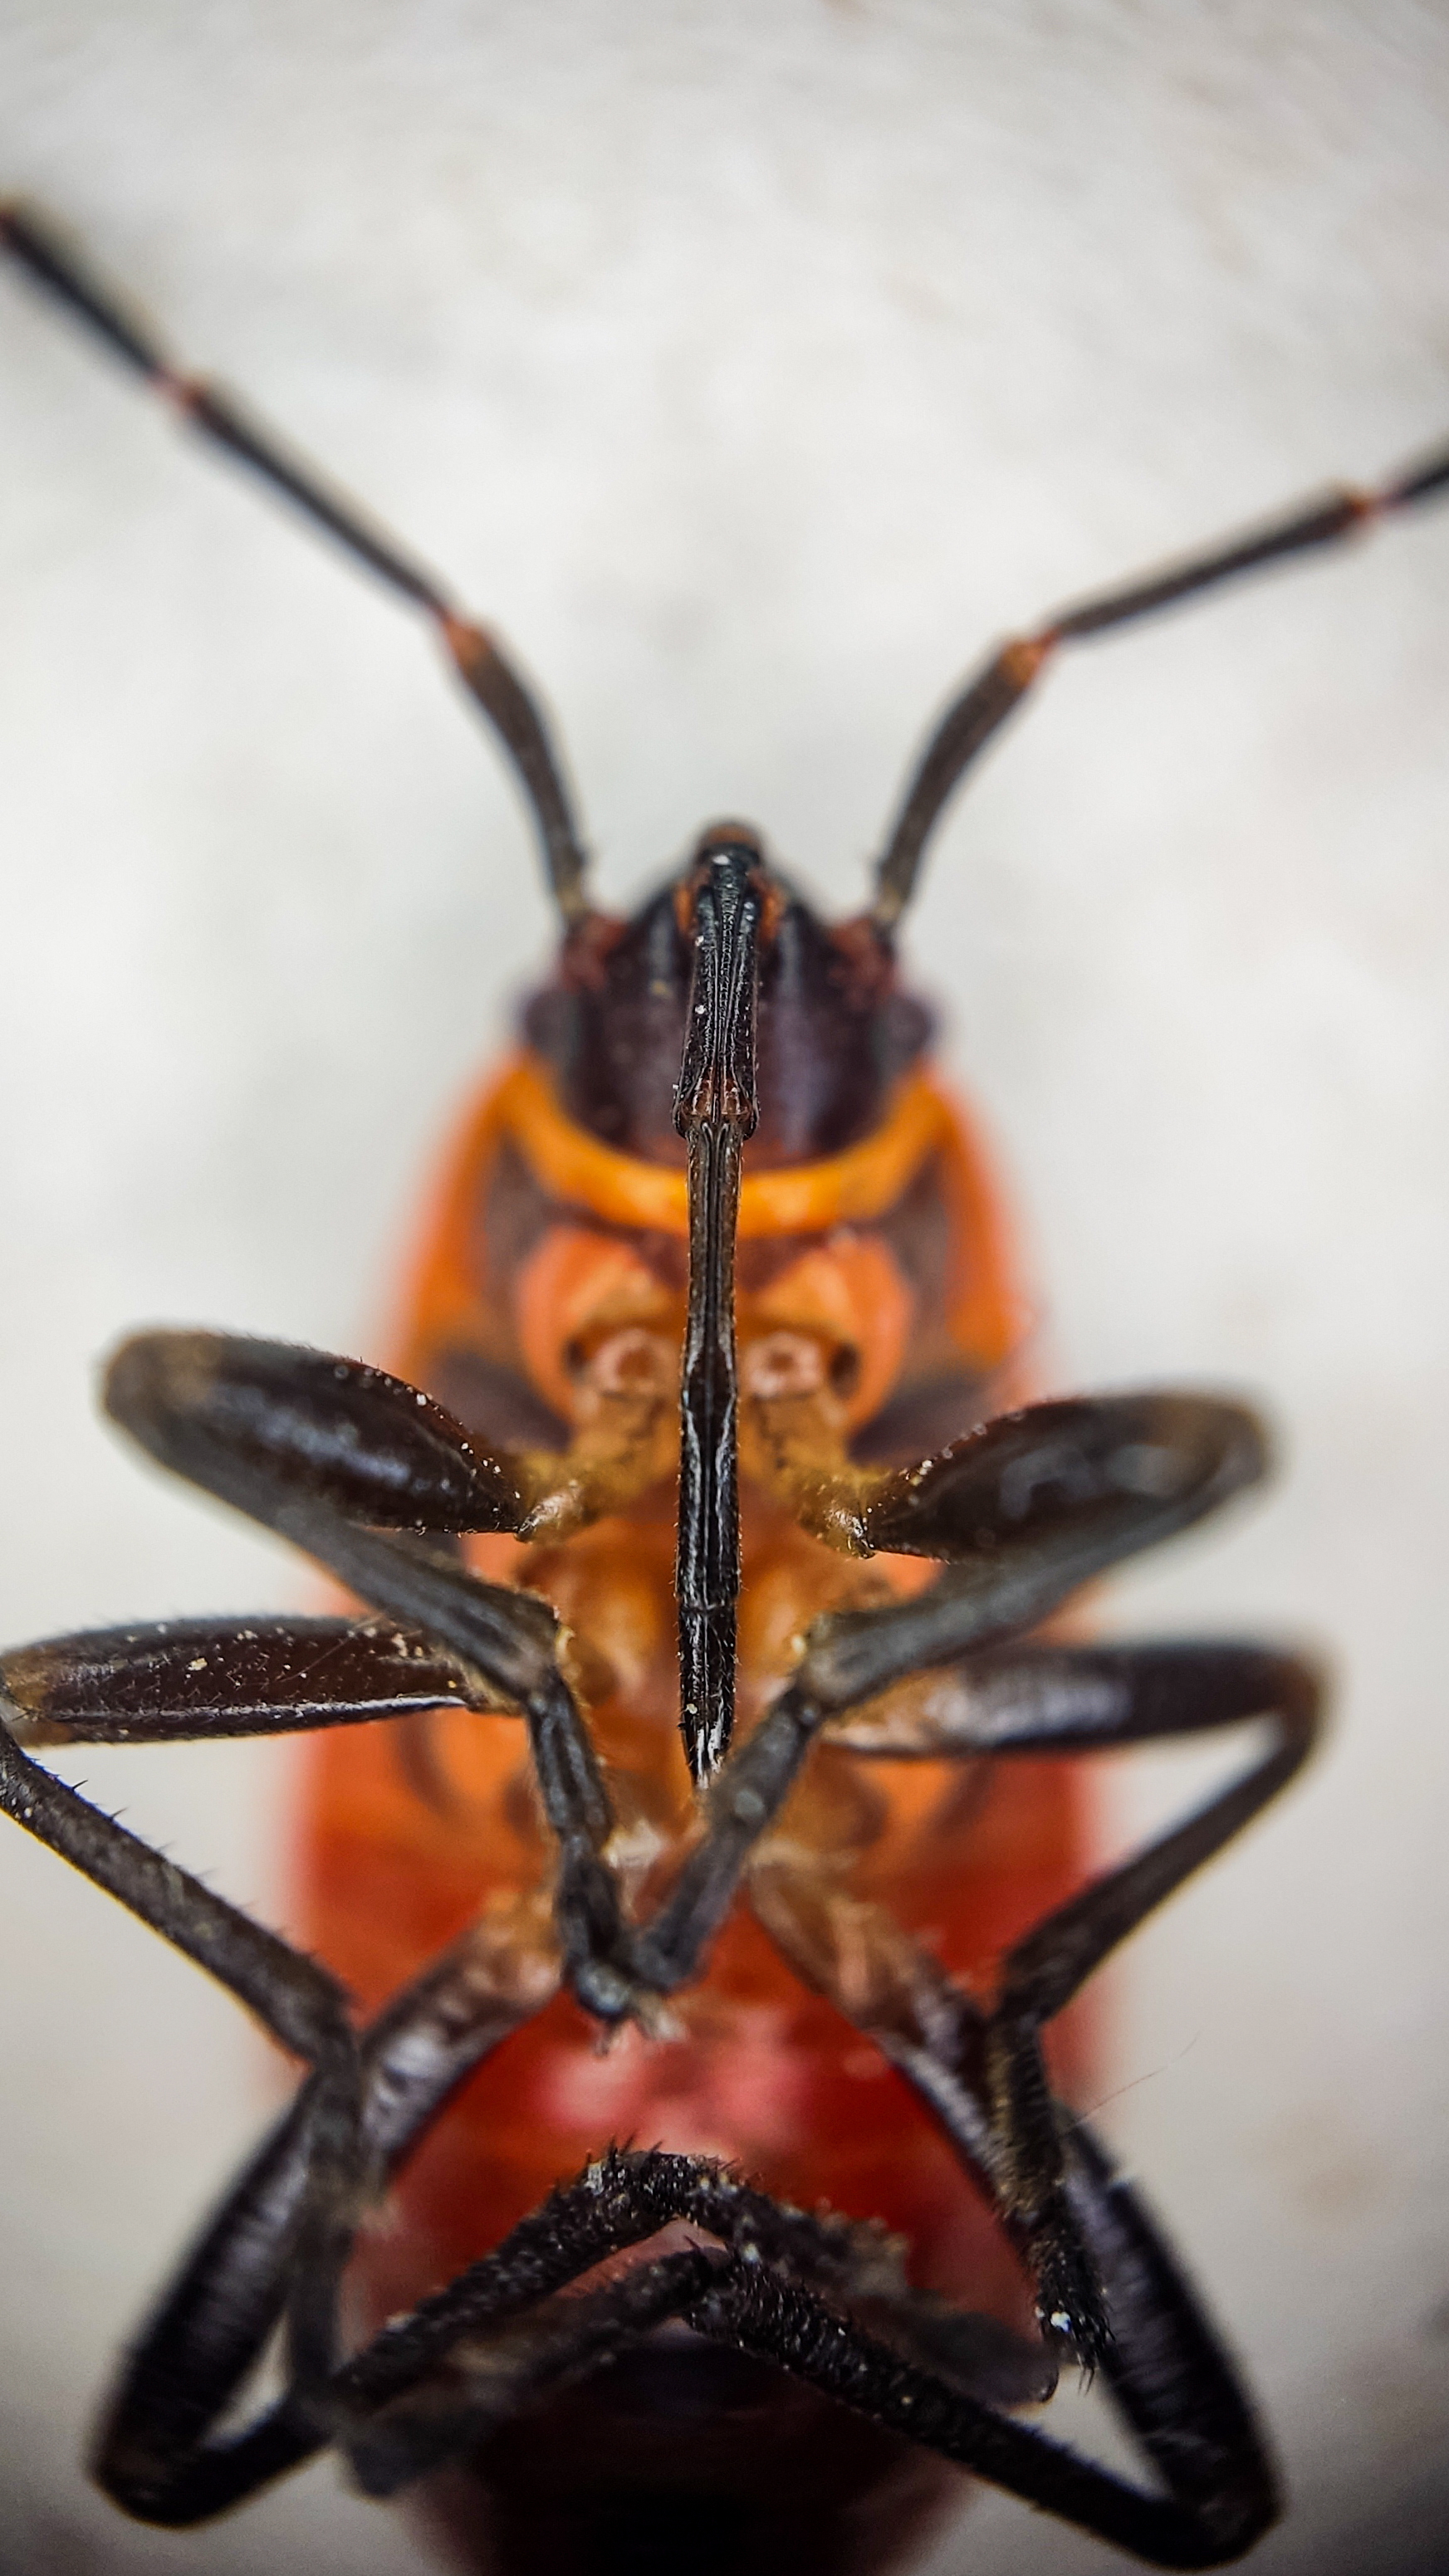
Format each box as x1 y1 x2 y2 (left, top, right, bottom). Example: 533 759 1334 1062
496 1055 954 1239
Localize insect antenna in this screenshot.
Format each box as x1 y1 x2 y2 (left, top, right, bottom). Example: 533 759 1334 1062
0 200 590 925
870 429 1449 930
673 833 761 1783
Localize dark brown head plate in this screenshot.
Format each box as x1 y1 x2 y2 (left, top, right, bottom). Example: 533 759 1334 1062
521 824 934 1170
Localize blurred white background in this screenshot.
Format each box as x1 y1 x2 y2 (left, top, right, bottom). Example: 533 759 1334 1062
1 7 1447 2571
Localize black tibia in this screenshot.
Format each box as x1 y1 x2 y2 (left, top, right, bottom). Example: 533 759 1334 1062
355 2143 1271 2563
98 1905 561 2524
673 839 762 1783
0 1705 348 2062
688 2124 1277 2572
0 201 589 922
872 429 1449 927
825 1638 1311 1757
982 1653 1318 2251
1060 2125 1277 2568
630 1676 819 1992
350 2249 727 2498
0 1691 360 2394
103 1329 635 2020
757 1637 1319 2369
743 1887 1288 2555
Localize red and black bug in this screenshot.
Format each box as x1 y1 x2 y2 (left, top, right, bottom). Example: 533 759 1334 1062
0 203 1446 2575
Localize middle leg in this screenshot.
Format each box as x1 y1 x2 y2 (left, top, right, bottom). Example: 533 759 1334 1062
755 1638 1323 2358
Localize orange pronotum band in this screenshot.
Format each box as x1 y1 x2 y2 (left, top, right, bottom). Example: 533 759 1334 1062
497 1055 952 1239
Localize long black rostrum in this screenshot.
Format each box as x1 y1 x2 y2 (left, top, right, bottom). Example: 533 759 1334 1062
673 839 761 1781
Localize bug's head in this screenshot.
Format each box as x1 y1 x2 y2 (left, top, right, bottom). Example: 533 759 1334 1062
521 824 934 1168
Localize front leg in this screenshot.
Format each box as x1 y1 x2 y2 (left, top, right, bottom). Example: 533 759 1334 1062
101 1329 645 2016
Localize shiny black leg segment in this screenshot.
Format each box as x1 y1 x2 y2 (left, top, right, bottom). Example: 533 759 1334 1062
96 1906 560 2522
0 1701 360 2397
105 2128 1276 2568
1062 2124 1277 2567
978 1650 1318 2361
755 1640 1321 2364
712 2106 1275 2568
1 1611 503 1744
350 2135 1275 2563
728 1928 1278 2563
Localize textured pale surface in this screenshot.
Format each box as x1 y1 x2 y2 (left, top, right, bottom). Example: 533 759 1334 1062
0 7 1447 2572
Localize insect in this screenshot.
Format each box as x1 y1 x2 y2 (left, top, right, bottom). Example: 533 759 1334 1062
1 202 1445 2575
